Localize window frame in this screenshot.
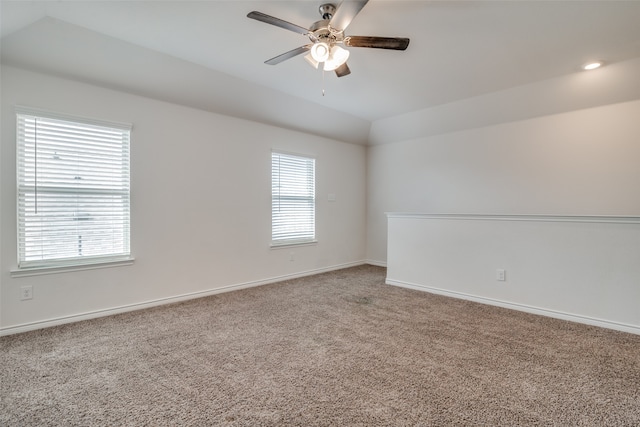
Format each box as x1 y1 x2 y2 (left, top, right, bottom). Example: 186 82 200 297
271 150 317 248
13 106 133 275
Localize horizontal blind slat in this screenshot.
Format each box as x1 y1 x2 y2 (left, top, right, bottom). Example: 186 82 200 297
271 152 315 244
17 110 131 267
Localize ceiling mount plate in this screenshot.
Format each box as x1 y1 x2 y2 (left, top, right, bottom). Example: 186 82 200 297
319 4 336 20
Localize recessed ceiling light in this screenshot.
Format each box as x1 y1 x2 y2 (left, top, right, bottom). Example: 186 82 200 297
583 61 603 71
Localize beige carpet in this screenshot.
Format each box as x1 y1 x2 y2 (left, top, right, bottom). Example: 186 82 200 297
1 265 639 426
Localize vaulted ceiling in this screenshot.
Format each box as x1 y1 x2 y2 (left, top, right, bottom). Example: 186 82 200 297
2 1 640 145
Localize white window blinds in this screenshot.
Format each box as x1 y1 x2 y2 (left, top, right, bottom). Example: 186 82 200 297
271 151 316 246
16 107 131 269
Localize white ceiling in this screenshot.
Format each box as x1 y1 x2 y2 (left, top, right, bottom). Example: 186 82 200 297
2 1 640 144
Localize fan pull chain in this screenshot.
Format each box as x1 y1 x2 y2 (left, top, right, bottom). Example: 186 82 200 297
322 69 325 96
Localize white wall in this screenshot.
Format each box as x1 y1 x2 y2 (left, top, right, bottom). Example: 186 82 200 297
366 61 640 334
367 98 640 264
0 66 367 333
386 214 640 334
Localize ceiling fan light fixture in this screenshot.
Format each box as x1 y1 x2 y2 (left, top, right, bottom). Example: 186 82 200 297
310 42 330 62
323 45 350 71
304 53 320 69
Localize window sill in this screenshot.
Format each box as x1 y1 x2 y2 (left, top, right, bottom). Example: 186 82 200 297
10 258 135 278
270 240 318 249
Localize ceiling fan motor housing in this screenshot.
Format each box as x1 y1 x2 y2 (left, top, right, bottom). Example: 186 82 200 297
309 19 344 45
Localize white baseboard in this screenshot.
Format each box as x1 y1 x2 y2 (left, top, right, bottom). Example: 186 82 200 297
1 261 366 336
386 278 640 336
365 259 387 267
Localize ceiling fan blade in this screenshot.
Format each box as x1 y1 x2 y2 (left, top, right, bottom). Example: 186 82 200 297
247 11 309 35
334 62 351 78
329 0 369 31
265 45 312 65
344 36 410 50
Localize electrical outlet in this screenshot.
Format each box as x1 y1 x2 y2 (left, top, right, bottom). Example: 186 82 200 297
496 269 506 281
20 285 33 300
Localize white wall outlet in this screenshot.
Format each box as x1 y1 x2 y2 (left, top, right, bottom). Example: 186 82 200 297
20 285 33 300
496 269 506 281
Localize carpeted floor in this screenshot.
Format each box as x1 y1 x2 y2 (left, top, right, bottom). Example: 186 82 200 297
1 265 639 426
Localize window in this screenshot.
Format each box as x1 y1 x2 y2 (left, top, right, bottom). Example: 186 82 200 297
16 107 131 270
271 151 316 246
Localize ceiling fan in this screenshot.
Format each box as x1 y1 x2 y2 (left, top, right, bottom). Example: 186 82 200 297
247 0 410 77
